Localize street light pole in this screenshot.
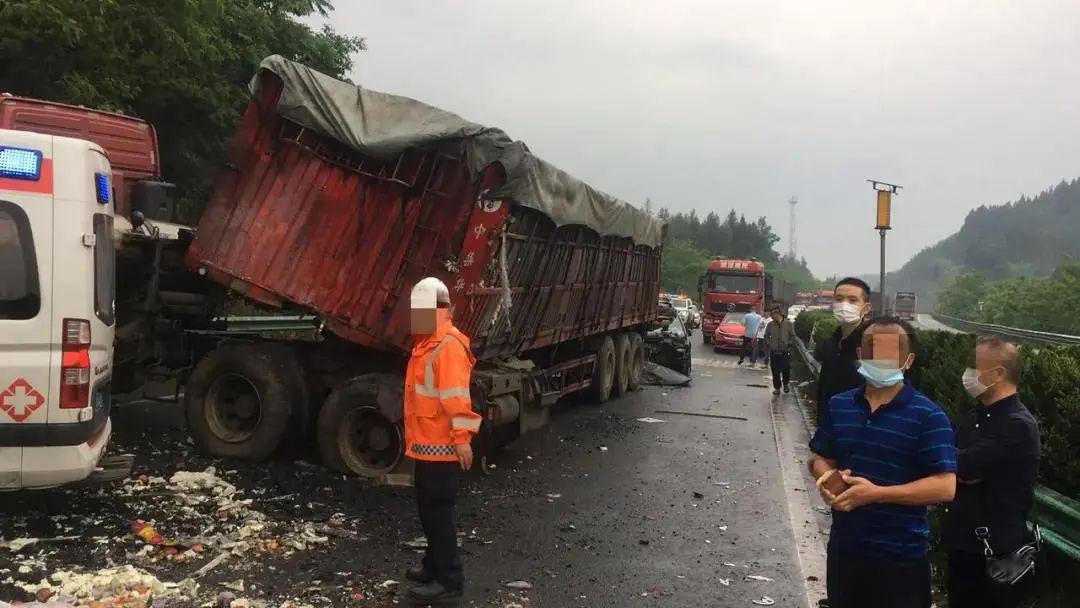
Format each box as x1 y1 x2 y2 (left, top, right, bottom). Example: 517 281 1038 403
868 180 902 315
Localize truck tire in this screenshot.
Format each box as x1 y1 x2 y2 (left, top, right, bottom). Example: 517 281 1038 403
612 333 631 397
589 335 616 403
627 333 645 391
184 343 305 461
317 374 404 477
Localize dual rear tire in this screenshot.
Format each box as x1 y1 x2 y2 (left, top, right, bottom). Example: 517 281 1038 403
590 331 645 403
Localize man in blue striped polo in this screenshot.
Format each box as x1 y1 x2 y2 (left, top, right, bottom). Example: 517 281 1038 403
808 316 957 608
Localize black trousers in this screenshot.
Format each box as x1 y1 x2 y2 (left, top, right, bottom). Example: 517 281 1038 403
770 352 790 388
947 550 1027 608
738 337 757 364
415 460 463 591
827 550 931 608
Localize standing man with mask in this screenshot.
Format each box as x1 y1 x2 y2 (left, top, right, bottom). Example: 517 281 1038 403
738 307 764 366
808 316 957 608
765 305 794 395
943 337 1040 608
814 277 872 426
404 277 483 605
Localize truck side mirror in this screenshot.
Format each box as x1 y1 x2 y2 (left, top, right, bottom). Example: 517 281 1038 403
131 180 176 223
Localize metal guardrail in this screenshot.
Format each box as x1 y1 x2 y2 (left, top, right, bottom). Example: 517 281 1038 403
931 313 1080 346
791 333 1080 562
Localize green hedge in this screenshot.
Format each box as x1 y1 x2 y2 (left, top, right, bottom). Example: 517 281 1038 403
910 331 1080 497
794 309 833 342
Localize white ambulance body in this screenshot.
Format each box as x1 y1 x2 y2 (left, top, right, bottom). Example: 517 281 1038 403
0 127 117 489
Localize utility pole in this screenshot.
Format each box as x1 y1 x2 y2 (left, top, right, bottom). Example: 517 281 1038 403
868 180 902 315
788 197 798 259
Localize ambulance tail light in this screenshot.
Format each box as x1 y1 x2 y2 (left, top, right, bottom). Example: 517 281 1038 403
60 318 91 409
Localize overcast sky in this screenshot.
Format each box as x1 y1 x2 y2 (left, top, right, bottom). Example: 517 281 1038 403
315 1 1080 277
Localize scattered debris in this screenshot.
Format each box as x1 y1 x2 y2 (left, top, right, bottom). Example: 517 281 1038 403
718 578 731 586
505 580 533 590
643 362 691 386
635 417 666 424
746 575 774 582
692 492 705 500
752 597 776 606
598 446 608 452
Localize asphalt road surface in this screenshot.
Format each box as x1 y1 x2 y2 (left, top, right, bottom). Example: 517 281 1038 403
0 340 824 607
914 313 962 334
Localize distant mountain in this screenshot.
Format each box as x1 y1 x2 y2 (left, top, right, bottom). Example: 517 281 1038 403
884 178 1080 309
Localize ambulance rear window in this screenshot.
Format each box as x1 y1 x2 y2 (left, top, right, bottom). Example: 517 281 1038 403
0 202 40 320
93 214 115 326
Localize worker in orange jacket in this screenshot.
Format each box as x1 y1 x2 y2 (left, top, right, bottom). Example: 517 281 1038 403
404 277 481 605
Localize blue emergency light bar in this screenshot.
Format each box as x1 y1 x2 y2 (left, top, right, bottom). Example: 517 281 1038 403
95 172 110 204
0 146 43 181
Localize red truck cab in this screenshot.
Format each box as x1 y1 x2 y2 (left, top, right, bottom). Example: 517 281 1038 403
698 258 766 344
0 94 161 217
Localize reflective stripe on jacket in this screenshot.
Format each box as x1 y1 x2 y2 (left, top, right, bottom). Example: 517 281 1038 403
404 323 481 462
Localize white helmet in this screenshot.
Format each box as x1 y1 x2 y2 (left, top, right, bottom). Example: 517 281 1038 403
410 277 450 309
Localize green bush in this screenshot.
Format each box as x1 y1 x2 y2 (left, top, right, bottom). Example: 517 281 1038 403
910 331 1080 497
811 316 839 346
794 309 832 342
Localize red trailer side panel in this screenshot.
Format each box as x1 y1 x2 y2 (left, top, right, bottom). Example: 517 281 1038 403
187 73 660 358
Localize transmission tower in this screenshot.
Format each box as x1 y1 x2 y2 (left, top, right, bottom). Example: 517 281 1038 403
788 196 798 259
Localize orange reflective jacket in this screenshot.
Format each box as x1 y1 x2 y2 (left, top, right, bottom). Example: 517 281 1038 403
404 322 481 462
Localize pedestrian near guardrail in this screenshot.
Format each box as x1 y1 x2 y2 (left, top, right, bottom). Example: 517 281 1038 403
943 336 1041 608
738 309 764 366
808 316 958 608
813 278 871 426
765 305 793 395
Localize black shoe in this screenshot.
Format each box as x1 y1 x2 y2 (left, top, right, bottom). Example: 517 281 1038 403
783 384 790 393
408 581 463 605
406 566 434 584
772 388 781 395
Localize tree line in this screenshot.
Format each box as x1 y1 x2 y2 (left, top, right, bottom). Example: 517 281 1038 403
0 0 364 219
656 206 822 295
936 261 1080 335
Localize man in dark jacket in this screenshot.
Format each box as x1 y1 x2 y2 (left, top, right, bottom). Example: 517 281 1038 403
813 277 871 426
943 336 1040 608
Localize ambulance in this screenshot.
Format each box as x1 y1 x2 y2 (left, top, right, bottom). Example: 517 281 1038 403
0 127 119 489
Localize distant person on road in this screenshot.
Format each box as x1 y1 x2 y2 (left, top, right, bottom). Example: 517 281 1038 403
764 305 794 395
737 308 764 366
403 277 483 605
813 277 872 426
754 314 770 366
808 316 957 608
943 337 1040 608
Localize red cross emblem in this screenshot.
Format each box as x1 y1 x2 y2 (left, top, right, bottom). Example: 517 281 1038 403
1 378 45 423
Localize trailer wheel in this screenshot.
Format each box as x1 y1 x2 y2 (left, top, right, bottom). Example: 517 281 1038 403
612 333 631 398
317 375 404 477
627 333 645 391
589 335 616 403
184 343 304 461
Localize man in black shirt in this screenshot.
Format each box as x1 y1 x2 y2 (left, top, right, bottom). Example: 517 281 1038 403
813 277 871 427
943 336 1040 608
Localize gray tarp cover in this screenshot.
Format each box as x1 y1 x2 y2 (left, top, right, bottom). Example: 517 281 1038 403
251 55 664 248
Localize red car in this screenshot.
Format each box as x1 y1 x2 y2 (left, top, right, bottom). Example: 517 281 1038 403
713 312 747 352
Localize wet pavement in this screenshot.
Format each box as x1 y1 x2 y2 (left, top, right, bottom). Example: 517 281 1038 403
0 341 821 607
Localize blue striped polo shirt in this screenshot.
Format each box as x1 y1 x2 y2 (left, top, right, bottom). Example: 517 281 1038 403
810 382 957 560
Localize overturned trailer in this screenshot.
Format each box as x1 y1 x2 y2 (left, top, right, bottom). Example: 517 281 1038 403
183 57 664 476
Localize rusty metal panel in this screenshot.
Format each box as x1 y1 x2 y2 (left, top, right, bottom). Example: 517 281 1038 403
188 72 661 359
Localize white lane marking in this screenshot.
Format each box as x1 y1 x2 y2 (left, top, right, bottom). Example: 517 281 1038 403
769 393 828 608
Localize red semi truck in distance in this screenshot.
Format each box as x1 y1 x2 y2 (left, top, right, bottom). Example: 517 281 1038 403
0 56 665 487
698 258 766 344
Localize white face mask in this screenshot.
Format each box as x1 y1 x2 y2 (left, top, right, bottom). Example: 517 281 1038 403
962 367 997 398
832 301 864 325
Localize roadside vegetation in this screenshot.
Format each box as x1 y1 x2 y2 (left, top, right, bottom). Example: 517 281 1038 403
936 261 1080 335
0 0 364 221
